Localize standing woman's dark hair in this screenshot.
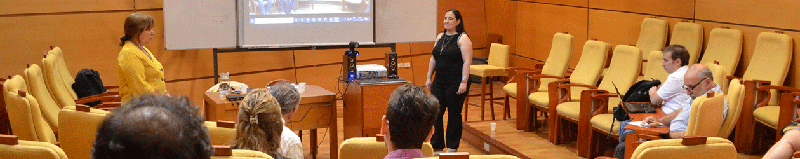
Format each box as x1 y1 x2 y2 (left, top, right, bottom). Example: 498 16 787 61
445 9 465 34
120 13 155 46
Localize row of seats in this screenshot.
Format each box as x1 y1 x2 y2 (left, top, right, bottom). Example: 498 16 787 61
339 136 520 159
0 47 257 158
480 17 792 158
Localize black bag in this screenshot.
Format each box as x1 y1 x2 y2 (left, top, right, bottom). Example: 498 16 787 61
612 79 661 121
72 69 107 106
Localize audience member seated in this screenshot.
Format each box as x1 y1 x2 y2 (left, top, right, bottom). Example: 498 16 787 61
613 64 727 157
613 45 691 158
92 94 214 159
231 89 289 159
268 82 304 159
381 84 440 159
763 128 800 159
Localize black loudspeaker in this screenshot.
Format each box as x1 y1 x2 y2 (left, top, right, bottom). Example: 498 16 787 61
385 52 398 79
343 51 358 81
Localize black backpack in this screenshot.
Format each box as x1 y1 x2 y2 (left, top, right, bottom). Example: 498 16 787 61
607 79 662 140
72 69 107 106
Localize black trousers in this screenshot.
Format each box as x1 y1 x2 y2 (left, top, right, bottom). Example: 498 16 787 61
429 81 469 149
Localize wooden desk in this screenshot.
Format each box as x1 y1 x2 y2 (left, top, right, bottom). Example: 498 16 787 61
623 111 669 159
342 82 405 139
203 85 338 159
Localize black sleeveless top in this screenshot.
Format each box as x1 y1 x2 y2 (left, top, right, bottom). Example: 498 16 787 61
432 32 464 84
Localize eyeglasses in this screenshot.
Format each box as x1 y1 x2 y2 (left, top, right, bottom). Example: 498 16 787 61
683 77 708 92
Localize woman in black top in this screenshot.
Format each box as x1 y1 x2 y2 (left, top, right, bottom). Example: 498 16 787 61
425 9 473 153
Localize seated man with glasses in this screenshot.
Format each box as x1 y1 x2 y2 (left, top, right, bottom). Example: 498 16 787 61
613 45 692 158
645 64 728 139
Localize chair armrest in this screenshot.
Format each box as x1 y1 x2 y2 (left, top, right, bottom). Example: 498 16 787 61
558 83 598 90
794 151 800 158
754 83 800 108
778 92 800 139
578 90 610 126
94 102 121 110
525 74 566 92
76 95 120 104
681 136 708 146
506 67 541 83
104 85 119 89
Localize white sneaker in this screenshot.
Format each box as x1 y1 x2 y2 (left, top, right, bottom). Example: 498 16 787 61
433 150 444 156
445 148 458 152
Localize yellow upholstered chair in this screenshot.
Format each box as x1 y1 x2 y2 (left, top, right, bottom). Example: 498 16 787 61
628 137 737 159
698 28 743 77
46 47 78 100
528 40 609 139
705 63 727 93
503 32 573 130
718 79 745 138
42 52 77 109
22 64 60 132
685 93 727 137
42 47 119 109
211 146 274 159
734 31 794 154
59 105 109 159
421 153 520 159
638 51 670 82
669 22 704 65
467 43 510 121
3 75 57 144
567 45 642 157
339 137 435 159
0 134 67 159
550 45 642 147
205 121 237 146
635 18 669 74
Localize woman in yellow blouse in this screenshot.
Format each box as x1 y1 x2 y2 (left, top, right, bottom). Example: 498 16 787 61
118 13 166 102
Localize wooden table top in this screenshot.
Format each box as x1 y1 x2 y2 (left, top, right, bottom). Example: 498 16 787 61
625 109 670 135
204 85 335 105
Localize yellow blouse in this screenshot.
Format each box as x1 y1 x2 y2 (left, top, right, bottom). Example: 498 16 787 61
118 42 166 102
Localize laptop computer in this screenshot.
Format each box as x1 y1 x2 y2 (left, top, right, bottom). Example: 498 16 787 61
612 82 657 114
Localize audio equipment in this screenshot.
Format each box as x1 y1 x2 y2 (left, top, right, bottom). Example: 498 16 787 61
385 52 398 79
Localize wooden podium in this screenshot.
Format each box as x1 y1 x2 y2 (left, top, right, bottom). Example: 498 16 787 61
343 82 405 139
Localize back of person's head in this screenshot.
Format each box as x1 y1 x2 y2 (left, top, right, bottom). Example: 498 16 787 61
120 13 154 46
268 82 300 114
92 94 213 159
664 45 690 66
385 84 440 149
231 89 283 157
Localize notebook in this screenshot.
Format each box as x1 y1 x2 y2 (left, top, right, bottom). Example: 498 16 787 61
612 82 657 114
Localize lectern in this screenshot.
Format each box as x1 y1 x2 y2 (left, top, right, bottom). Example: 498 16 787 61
343 82 405 139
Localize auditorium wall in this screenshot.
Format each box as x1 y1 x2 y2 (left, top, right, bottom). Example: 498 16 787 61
2 0 799 108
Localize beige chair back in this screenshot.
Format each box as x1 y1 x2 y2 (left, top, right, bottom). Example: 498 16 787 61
598 45 642 111
642 51 669 81
0 135 67 159
719 79 745 138
205 121 237 146
741 32 793 106
631 137 736 159
58 106 110 159
705 63 727 93
23 64 60 130
686 92 726 137
3 76 57 143
635 18 669 72
339 137 435 159
487 43 510 69
567 40 611 99
47 47 77 100
41 54 76 108
699 28 743 77
536 32 574 91
669 22 704 64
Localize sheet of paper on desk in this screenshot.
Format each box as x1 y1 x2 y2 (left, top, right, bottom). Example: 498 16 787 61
629 121 646 127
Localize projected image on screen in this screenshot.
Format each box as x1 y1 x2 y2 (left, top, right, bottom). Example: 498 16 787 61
239 0 373 46
247 0 370 15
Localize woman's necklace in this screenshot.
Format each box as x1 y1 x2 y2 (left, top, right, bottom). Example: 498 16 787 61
440 34 456 53
134 43 153 60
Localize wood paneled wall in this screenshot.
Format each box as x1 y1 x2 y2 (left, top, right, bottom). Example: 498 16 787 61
4 0 800 105
485 0 800 89
0 1 460 106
